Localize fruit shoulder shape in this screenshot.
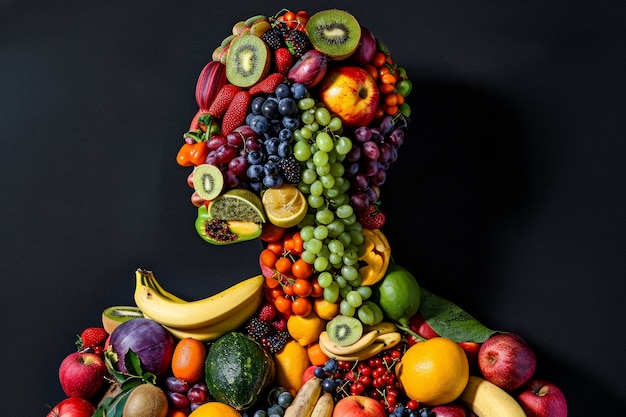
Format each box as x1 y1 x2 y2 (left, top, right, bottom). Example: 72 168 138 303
204 331 275 410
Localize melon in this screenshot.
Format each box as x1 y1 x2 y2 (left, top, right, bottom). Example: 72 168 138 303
204 332 275 410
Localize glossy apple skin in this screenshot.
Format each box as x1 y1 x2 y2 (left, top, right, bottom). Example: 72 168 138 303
301 365 317 385
317 66 379 128
58 352 107 399
429 402 468 417
332 395 387 417
46 397 96 417
517 379 568 417
478 332 536 391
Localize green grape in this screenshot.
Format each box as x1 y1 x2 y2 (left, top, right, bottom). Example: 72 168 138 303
317 271 333 288
356 286 372 300
301 168 317 184
318 245 330 260
315 208 335 225
320 174 335 189
293 140 312 161
309 121 320 132
298 97 315 110
305 237 323 254
313 225 329 240
327 148 337 164
328 116 343 132
309 180 323 196
328 252 343 265
315 107 331 126
301 109 315 125
312 150 329 167
323 282 340 303
299 125 313 140
341 213 357 225
348 230 365 246
315 131 334 152
299 225 315 241
297 182 310 194
335 136 353 155
329 162 345 178
298 213 316 228
307 194 325 209
342 248 359 266
339 178 351 192
305 159 316 170
313 256 329 272
315 163 331 176
324 187 341 198
357 301 384 325
341 264 360 282
328 239 344 255
336 275 347 288
340 299 356 317
300 249 316 264
346 290 363 308
339 285 352 299
337 232 352 247
330 193 348 207
326 220 345 237
346 221 362 232
336 204 353 219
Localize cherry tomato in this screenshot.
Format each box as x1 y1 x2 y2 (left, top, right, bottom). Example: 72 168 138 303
274 296 293 315
292 278 313 297
266 241 284 255
292 258 313 280
260 249 278 268
310 277 324 298
291 296 313 316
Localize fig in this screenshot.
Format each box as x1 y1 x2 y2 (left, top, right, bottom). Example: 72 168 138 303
287 49 328 88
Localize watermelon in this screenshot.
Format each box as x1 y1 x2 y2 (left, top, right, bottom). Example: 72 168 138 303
204 332 275 410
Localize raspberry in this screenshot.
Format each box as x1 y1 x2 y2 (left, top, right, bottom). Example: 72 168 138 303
258 302 277 322
271 318 287 332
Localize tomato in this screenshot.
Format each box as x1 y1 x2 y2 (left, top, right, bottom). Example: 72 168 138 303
275 257 293 275
292 258 313 280
310 277 324 298
260 249 278 268
259 223 286 242
266 241 284 255
274 296 293 315
292 278 313 297
291 296 313 316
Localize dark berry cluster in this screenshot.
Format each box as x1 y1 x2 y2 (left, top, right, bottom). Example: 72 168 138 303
243 302 290 354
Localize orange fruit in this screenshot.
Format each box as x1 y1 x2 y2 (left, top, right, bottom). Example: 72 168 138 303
287 310 325 346
273 339 312 396
171 337 207 383
261 184 308 228
188 401 241 417
395 337 469 406
313 296 340 320
307 342 331 366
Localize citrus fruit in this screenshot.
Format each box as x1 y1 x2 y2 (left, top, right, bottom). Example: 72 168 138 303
171 337 207 383
313 296 340 320
395 337 470 406
261 184 308 228
307 342 331 366
209 188 266 223
273 339 312 396
374 263 420 327
188 401 242 417
287 310 326 346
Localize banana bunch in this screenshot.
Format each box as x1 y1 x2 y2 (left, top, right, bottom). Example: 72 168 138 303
133 269 264 342
458 376 527 417
317 322 402 362
358 229 392 286
284 377 334 417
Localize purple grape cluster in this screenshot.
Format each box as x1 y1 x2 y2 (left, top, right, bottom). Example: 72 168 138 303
343 114 409 212
163 375 210 414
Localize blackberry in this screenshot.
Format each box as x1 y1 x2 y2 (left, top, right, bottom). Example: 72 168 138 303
261 27 285 51
284 30 311 58
245 317 270 341
264 330 290 354
277 156 302 185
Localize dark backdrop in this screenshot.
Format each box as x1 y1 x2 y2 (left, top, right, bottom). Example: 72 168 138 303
1 1 625 415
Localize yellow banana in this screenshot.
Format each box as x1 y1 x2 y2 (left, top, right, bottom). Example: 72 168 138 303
133 274 264 330
161 295 259 342
374 331 402 346
458 376 527 417
364 321 397 334
318 330 379 356
310 391 334 417
136 269 187 303
318 331 402 362
284 376 323 417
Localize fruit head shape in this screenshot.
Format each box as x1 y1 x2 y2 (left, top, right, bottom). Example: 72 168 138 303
317 66 380 128
478 332 537 392
373 263 421 327
109 317 174 379
58 351 107 399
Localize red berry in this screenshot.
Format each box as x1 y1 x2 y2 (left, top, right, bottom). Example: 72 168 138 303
77 327 108 351
258 302 277 322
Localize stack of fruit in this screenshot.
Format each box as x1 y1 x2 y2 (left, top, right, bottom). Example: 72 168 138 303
45 8 568 417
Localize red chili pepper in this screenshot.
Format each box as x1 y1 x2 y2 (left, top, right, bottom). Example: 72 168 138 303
176 141 209 167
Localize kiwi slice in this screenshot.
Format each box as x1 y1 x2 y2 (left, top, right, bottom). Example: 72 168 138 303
101 306 143 334
209 188 266 223
192 164 224 201
305 9 362 60
326 315 364 346
225 34 271 88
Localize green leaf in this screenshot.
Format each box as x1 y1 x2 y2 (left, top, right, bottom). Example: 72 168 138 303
93 387 133 417
419 287 498 343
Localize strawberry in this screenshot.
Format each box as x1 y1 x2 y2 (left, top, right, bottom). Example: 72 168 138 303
220 90 251 135
357 203 386 230
248 72 287 95
273 47 294 75
208 83 242 117
76 327 108 352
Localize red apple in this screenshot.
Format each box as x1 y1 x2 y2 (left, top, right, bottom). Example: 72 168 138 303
301 365 318 385
332 395 387 417
458 341 481 373
317 66 379 128
430 402 468 417
58 351 107 399
478 332 536 391
407 312 439 344
46 397 96 417
517 379 568 417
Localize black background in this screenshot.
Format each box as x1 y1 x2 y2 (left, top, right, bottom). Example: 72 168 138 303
2 1 625 415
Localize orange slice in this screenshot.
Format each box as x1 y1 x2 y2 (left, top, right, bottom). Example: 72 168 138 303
261 184 308 228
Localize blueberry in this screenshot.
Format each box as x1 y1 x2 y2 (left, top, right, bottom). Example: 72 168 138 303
247 149 264 165
261 99 279 118
265 137 280 155
291 82 307 99
249 180 263 193
277 141 292 157
275 83 291 99
321 377 337 393
263 174 283 188
251 96 266 115
394 406 405 416
253 410 267 417
246 164 265 181
267 404 284 417
278 128 293 142
246 112 255 126
267 154 281 163
264 160 278 176
323 358 338 373
314 366 326 378
278 97 298 116
277 391 293 408
249 115 269 134
282 116 300 130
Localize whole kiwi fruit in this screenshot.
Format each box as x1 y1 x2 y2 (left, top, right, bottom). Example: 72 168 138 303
122 384 168 417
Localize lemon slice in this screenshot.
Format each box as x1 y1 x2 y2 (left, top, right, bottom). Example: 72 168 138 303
209 188 266 223
261 184 308 228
